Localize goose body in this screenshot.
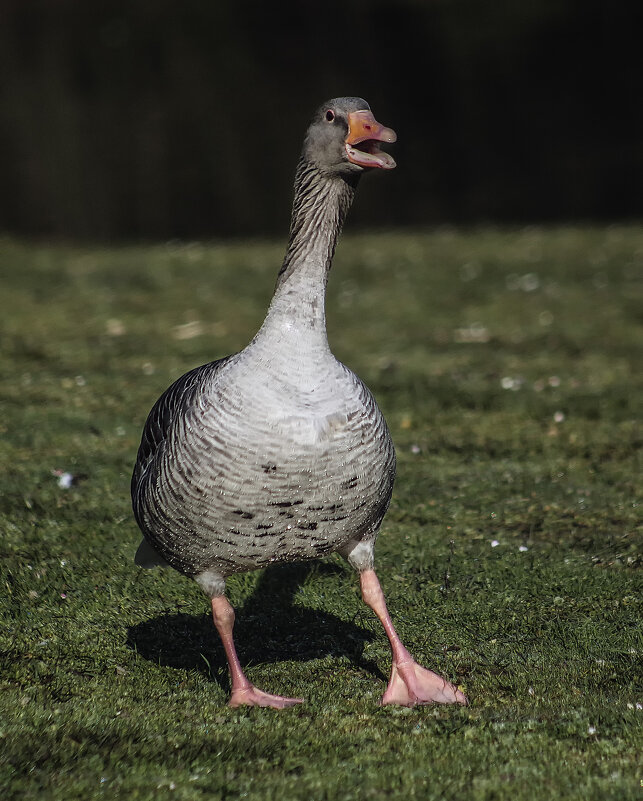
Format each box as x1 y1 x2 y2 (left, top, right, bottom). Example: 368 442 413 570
133 308 394 581
132 98 466 708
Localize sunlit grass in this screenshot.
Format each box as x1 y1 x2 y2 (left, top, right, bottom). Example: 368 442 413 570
1 226 641 800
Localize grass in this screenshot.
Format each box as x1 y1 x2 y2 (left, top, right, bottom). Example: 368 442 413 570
0 225 641 800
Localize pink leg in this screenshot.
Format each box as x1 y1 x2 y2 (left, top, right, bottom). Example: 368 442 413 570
360 569 467 707
210 596 303 709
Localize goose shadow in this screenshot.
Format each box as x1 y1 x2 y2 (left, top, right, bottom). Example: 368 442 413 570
126 561 385 691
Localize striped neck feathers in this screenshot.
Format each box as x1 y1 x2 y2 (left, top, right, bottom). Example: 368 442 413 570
274 159 359 292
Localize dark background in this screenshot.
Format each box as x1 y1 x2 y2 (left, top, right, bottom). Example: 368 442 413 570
1 0 641 242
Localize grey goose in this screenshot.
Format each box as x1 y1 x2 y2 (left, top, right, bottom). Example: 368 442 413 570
132 97 467 708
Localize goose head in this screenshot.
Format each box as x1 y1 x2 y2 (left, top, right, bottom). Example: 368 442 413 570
302 97 397 177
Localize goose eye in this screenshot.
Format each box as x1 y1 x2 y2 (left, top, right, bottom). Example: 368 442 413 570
325 110 335 122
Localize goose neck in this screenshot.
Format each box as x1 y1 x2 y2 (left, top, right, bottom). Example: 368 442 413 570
259 162 358 340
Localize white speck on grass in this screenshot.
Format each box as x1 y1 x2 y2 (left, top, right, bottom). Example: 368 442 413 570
410 444 421 454
521 273 540 291
454 322 490 343
173 320 204 340
553 411 565 423
491 540 500 548
548 375 561 387
501 376 523 391
507 272 540 291
56 472 74 489
106 318 125 336
588 726 597 735
519 545 529 552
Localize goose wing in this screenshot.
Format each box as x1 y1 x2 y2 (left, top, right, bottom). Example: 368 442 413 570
131 357 229 503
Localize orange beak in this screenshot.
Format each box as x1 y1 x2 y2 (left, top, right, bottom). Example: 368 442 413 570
345 110 397 170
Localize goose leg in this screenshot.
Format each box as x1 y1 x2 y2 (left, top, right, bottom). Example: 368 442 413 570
359 569 467 707
210 596 303 709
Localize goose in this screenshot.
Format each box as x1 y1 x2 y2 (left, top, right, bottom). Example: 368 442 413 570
132 97 467 708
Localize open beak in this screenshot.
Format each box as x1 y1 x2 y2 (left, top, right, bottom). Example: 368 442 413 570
345 110 397 170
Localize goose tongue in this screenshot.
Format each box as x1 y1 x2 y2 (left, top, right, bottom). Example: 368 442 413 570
345 110 397 170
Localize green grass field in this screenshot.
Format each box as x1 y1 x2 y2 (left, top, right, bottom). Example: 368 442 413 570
1 227 641 800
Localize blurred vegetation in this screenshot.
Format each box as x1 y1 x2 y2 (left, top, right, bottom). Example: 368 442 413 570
0 0 641 241
0 227 641 799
